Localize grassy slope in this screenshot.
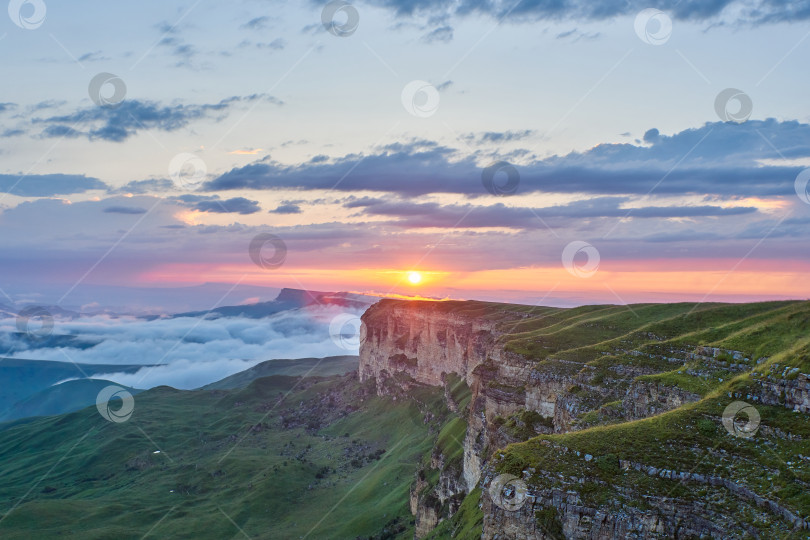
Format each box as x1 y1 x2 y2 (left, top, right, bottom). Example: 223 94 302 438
451 299 810 535
495 390 810 536
201 355 359 390
0 373 455 540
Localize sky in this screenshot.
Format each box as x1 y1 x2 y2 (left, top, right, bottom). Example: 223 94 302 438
2 0 810 307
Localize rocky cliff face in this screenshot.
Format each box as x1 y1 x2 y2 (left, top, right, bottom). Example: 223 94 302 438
359 299 810 539
359 300 505 391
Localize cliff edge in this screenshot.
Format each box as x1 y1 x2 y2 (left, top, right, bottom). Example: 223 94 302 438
360 298 810 539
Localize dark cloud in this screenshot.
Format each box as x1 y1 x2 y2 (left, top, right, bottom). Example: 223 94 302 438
643 128 660 144
364 0 810 25
0 103 16 113
103 206 148 215
354 198 757 229
205 119 810 199
171 194 261 214
343 196 386 208
0 174 106 197
193 197 261 215
270 203 302 214
112 179 176 194
33 95 282 143
40 125 83 138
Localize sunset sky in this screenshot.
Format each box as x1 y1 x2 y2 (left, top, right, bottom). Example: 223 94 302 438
2 0 810 307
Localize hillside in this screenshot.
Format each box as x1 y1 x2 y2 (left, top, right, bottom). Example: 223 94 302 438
360 299 810 538
201 355 359 390
1 299 809 539
0 370 465 539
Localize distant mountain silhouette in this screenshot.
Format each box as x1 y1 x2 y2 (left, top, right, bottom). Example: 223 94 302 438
0 378 143 423
171 288 376 319
0 358 152 415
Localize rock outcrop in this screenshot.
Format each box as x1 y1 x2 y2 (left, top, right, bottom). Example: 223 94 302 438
358 299 810 539
359 300 506 391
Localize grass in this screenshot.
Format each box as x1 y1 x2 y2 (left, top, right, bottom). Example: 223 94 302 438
416 298 810 535
0 373 449 540
491 388 810 536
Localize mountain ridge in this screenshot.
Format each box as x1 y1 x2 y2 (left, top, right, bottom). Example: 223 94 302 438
359 298 810 538
171 287 377 319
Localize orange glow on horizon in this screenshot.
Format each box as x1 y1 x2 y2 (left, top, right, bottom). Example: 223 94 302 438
136 260 810 303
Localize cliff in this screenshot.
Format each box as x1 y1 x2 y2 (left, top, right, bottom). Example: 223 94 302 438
359 300 515 390
359 298 810 539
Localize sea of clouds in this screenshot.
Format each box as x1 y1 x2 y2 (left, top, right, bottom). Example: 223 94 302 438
0 304 365 390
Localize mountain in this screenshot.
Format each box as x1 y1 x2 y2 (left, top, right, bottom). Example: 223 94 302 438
0 358 152 415
201 355 359 390
0 379 143 424
1 299 808 539
172 288 377 319
361 299 810 538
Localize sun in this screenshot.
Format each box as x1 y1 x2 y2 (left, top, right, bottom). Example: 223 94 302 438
407 271 422 285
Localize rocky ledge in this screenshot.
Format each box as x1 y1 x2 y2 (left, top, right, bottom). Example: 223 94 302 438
359 298 810 539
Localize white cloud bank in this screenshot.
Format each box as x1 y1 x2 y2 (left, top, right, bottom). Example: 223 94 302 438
0 304 364 390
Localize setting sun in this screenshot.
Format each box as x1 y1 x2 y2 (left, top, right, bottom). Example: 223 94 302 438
407 271 422 285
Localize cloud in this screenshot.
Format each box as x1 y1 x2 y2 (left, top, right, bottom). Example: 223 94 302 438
33 95 282 143
422 25 453 43
270 203 303 214
343 196 385 208
1 129 25 138
112 178 176 194
0 305 365 390
365 0 810 26
77 51 110 63
241 16 271 30
643 128 660 144
462 129 535 145
352 198 758 229
192 196 262 215
153 20 202 67
0 174 107 197
555 28 600 41
103 206 148 215
204 119 810 199
239 38 286 50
